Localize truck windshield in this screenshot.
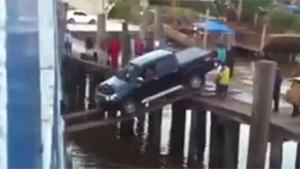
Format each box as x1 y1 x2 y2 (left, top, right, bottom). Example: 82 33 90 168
116 63 139 81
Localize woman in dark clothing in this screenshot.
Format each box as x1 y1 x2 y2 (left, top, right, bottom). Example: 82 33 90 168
273 69 283 113
226 47 235 78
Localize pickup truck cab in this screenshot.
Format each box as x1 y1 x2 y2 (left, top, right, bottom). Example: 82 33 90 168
95 47 218 114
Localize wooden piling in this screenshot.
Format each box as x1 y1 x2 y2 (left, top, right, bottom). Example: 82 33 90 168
121 22 131 67
188 107 206 168
88 73 104 109
296 143 300 169
137 114 145 136
119 115 135 137
147 109 162 154
170 100 186 162
247 60 276 168
154 7 165 49
270 133 283 169
119 22 134 137
96 13 106 48
76 65 86 110
209 114 224 169
222 119 240 168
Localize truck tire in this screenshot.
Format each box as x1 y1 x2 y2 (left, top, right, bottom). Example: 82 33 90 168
187 74 202 90
122 100 137 114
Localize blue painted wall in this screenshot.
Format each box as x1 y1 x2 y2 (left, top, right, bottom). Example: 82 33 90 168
5 0 41 168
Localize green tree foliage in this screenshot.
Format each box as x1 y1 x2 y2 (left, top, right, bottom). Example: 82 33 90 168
108 1 142 23
269 8 295 30
242 0 273 21
291 14 300 32
268 6 300 33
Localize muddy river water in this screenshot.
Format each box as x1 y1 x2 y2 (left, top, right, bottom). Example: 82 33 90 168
67 106 298 169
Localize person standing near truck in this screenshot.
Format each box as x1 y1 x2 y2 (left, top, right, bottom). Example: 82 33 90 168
217 43 227 64
108 38 121 71
273 68 283 113
135 38 144 57
216 64 230 99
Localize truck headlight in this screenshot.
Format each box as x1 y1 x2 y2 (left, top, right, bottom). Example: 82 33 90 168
105 94 118 101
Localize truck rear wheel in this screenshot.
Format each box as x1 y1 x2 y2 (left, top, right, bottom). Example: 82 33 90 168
187 74 202 89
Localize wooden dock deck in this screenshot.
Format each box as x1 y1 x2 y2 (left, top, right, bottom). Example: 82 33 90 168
192 95 300 141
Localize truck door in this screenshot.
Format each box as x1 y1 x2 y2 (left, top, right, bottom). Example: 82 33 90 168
155 56 179 91
135 64 159 102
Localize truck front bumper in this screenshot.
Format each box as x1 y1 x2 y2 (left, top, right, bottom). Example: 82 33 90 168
95 93 121 111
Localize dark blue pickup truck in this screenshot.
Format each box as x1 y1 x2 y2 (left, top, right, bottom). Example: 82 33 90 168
95 47 218 114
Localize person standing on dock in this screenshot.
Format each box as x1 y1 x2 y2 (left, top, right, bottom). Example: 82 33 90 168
226 47 235 78
217 43 227 64
273 68 283 113
108 38 121 71
135 38 144 57
216 64 230 99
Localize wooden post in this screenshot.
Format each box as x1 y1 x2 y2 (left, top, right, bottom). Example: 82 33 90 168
247 60 276 168
170 100 186 161
76 65 86 111
139 0 149 40
188 107 206 168
260 21 268 51
120 25 133 136
188 108 199 167
88 73 104 109
96 0 106 48
237 0 243 22
154 7 165 49
222 119 240 168
209 114 224 169
121 22 131 67
147 109 162 154
270 132 283 169
203 9 210 49
119 117 134 137
296 143 300 169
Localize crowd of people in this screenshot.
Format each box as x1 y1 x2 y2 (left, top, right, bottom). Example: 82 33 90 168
80 35 153 72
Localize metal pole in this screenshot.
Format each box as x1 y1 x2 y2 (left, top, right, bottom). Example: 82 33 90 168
247 60 276 169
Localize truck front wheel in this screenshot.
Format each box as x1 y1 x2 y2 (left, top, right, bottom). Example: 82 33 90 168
122 100 137 114
187 74 202 90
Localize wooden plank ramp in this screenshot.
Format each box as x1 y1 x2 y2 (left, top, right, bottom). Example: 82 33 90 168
65 88 195 134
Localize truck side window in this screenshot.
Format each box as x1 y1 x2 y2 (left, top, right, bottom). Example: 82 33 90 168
142 64 157 81
156 56 176 77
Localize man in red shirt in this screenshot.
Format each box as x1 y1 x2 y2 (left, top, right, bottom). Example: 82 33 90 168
108 38 121 71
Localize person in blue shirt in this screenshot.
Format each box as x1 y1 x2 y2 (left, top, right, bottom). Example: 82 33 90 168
217 43 227 64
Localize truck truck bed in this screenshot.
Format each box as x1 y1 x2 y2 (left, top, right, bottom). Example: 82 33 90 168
175 47 211 67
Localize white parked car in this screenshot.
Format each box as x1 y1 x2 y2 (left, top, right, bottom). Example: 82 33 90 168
67 10 97 24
